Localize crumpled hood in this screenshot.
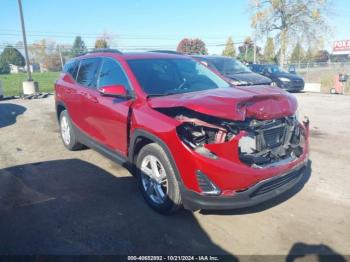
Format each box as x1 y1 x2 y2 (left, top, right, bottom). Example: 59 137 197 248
148 86 297 121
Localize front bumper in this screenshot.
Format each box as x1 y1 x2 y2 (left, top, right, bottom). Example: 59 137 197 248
278 80 305 91
181 162 307 211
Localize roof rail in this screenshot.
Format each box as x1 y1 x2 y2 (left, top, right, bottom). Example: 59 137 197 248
82 48 123 55
148 50 183 55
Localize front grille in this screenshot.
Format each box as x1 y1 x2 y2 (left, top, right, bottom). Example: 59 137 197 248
250 169 302 198
292 80 304 88
263 126 286 148
256 122 287 151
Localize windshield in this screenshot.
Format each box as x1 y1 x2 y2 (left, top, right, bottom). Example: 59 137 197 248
267 65 288 74
127 58 230 96
209 58 251 75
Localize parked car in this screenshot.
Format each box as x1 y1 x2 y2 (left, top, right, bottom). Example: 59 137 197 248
249 64 305 92
191 55 272 86
55 50 310 214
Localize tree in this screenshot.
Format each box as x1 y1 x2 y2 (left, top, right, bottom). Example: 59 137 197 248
222 37 236 57
0 45 25 66
290 43 305 64
43 51 62 71
314 50 330 63
238 37 261 63
29 39 52 64
263 37 275 63
176 38 208 55
27 39 63 71
95 39 109 49
305 47 315 63
71 36 87 57
251 0 330 66
0 54 10 74
274 49 281 64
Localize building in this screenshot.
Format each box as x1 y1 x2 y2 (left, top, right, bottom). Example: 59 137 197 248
9 63 41 74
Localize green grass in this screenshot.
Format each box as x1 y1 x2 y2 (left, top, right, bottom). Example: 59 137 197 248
0 72 60 96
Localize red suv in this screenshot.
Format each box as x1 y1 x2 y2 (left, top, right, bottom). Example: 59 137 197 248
55 50 309 214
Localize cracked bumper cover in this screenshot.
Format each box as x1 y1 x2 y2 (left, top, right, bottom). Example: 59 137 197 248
180 162 307 211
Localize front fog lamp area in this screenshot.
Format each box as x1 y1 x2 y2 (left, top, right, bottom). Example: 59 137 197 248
196 170 221 196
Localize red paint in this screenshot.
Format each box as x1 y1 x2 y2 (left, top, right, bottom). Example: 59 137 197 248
99 84 128 97
149 86 297 121
55 51 309 196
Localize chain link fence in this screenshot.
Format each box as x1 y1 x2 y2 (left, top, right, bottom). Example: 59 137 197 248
284 62 350 93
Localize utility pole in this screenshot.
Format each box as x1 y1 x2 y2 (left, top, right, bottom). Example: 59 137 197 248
18 0 39 94
18 0 31 81
58 45 64 70
253 43 257 64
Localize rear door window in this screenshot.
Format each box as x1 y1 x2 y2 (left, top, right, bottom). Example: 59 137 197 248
76 58 102 88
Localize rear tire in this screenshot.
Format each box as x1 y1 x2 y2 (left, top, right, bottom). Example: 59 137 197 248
136 143 183 214
59 110 84 151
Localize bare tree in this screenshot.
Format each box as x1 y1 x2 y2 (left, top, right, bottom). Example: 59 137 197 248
250 0 331 66
28 39 62 71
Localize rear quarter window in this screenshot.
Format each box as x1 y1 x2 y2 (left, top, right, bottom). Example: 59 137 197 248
63 61 79 79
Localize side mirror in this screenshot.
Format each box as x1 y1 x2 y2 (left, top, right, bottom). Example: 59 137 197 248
98 84 131 98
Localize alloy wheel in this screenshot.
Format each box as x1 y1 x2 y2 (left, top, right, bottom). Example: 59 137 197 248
140 155 168 205
60 116 71 145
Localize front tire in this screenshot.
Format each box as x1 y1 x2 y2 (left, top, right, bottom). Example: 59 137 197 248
136 143 183 214
59 110 84 151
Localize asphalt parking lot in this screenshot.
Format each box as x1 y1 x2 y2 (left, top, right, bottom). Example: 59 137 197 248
0 93 349 258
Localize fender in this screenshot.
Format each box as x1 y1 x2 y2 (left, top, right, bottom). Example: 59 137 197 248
129 129 184 184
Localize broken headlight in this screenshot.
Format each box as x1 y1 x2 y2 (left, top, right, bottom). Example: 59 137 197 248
176 122 230 159
294 109 300 122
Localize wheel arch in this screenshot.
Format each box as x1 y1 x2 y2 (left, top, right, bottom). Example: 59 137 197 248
129 129 183 184
56 101 68 121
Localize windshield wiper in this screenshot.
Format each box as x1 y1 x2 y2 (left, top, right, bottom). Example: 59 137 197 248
234 71 251 74
146 92 178 98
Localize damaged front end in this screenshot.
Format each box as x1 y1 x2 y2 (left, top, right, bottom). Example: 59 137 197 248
156 107 308 168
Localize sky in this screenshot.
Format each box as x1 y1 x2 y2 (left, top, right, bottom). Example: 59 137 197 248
0 0 349 54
